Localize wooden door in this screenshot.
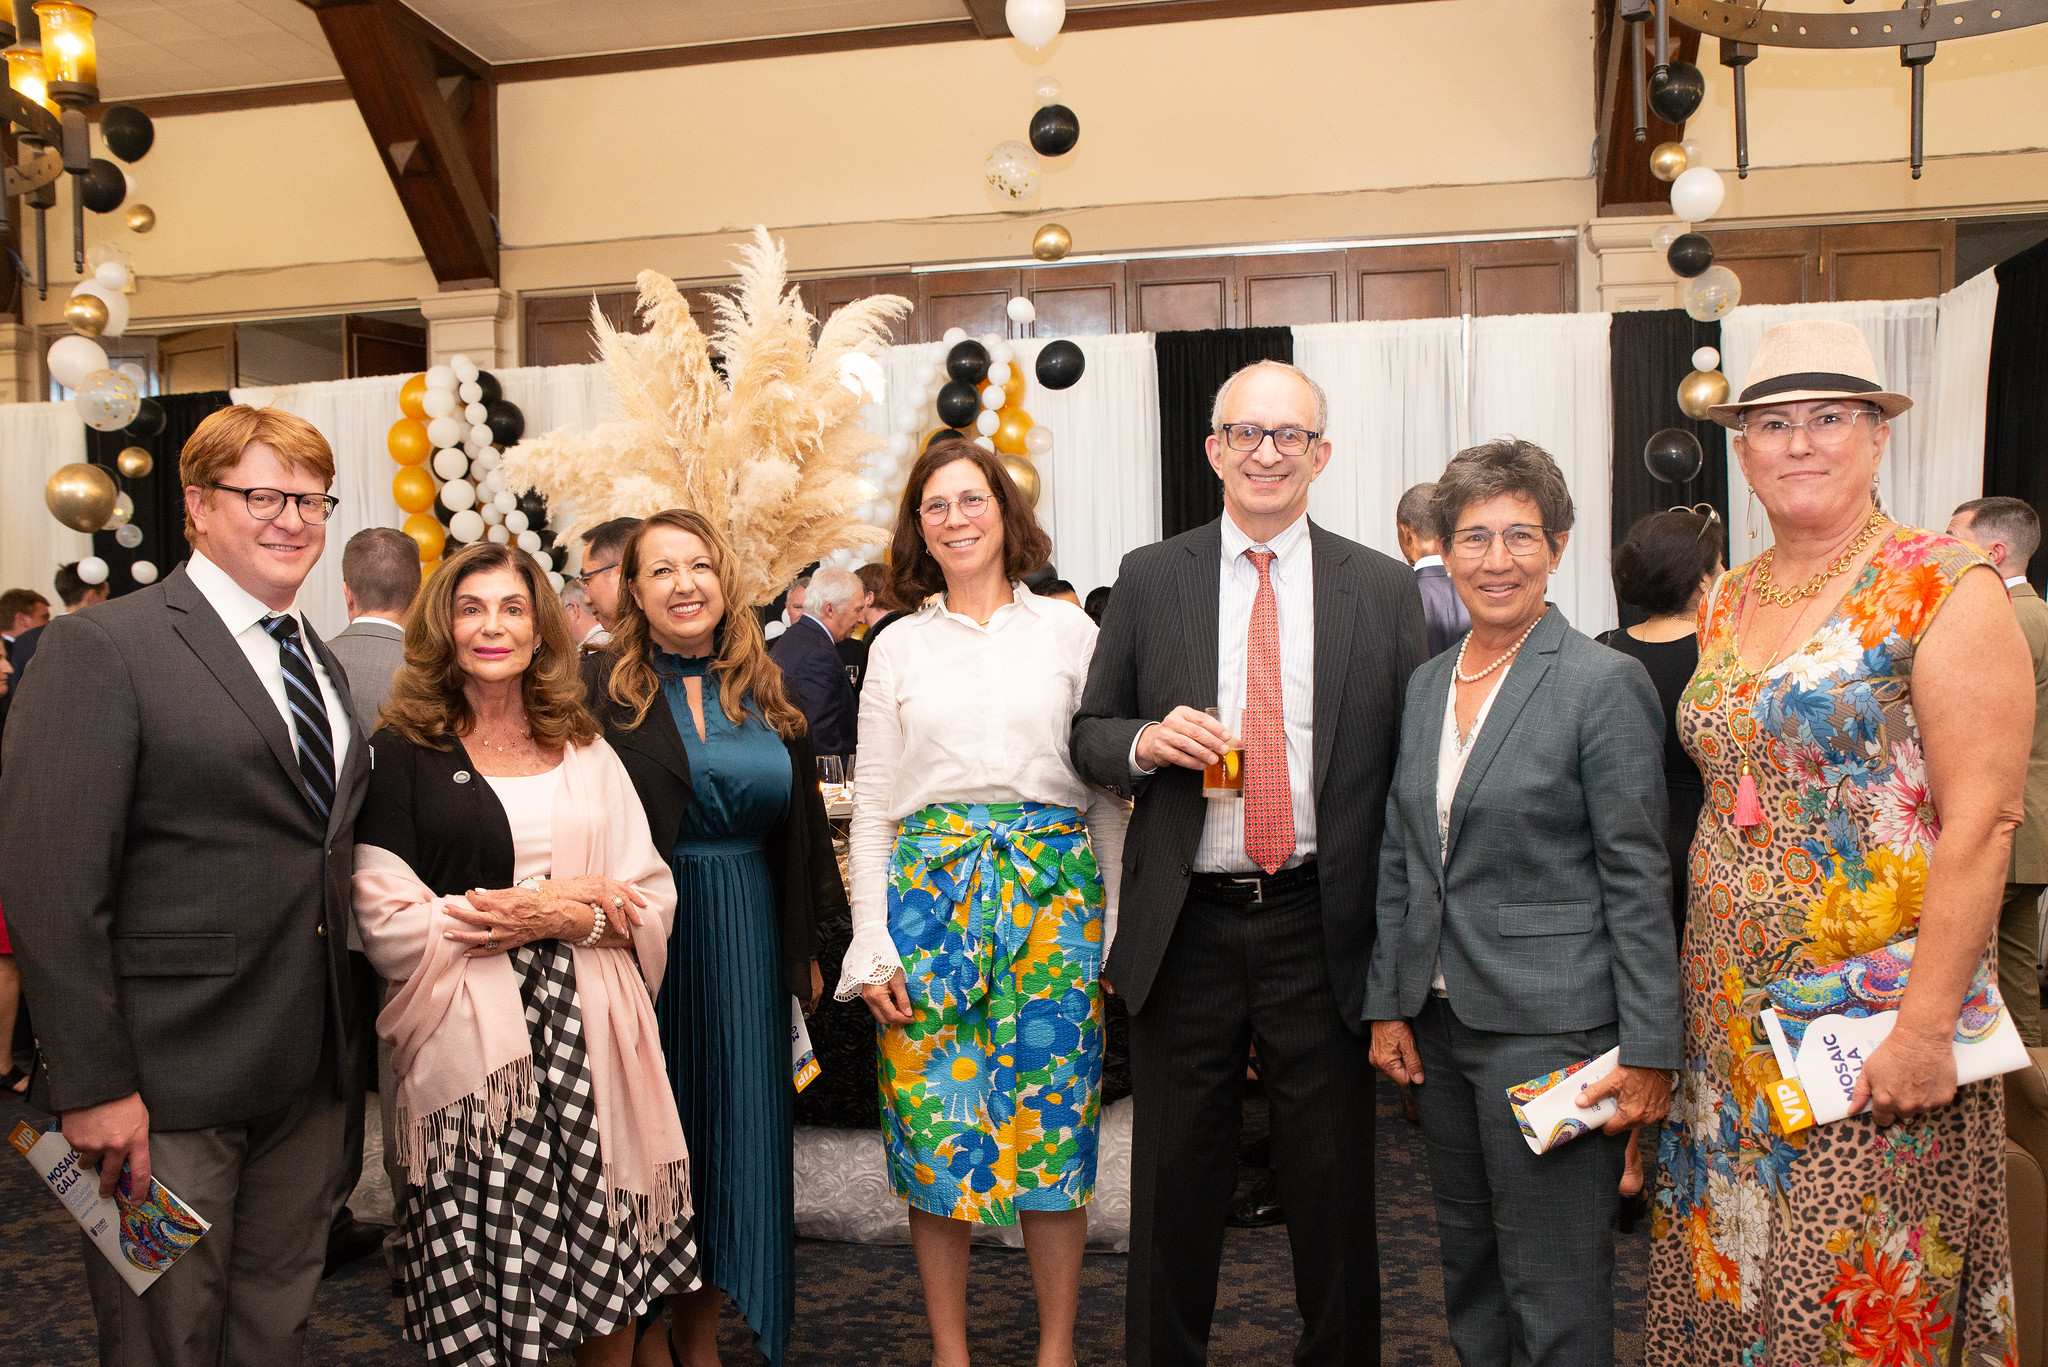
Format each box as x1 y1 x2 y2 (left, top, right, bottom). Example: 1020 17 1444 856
918 269 1020 343
1460 238 1576 316
342 315 426 379
1347 243 1460 320
801 273 920 345
1822 221 1953 301
1238 250 1346 327
1126 256 1236 332
1021 261 1122 337
156 325 238 393
524 293 618 367
1703 226 1819 307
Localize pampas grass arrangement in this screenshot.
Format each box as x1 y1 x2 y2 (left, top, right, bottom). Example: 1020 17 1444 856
497 227 910 608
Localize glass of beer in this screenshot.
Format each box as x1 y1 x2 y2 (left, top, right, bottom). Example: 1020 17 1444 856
1202 705 1244 800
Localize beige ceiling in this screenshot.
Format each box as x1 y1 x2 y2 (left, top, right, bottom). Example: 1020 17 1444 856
84 0 1171 102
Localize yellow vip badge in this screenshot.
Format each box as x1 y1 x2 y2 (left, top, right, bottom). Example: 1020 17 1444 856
1767 1077 1815 1135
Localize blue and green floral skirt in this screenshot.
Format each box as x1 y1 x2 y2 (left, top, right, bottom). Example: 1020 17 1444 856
876 801 1105 1225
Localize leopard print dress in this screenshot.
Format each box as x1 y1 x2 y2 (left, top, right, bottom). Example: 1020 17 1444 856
1643 529 2018 1367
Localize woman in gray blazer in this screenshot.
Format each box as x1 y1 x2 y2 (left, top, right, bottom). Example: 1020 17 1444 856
1363 438 1680 1367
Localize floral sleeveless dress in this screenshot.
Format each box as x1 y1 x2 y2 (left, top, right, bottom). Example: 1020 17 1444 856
1644 528 2018 1367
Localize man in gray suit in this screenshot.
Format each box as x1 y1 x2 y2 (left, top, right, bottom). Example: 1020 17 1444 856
1396 481 1470 658
1073 361 1426 1367
0 405 370 1367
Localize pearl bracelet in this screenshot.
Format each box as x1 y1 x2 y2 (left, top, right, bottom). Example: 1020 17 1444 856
576 902 607 948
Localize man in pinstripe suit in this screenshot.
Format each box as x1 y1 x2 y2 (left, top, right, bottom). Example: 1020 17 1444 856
1072 361 1427 1367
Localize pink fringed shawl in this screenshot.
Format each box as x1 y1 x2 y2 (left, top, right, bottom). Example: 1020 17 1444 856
353 737 689 1250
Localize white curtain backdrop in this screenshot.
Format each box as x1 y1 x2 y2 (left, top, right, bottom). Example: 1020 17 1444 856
1293 318 1469 563
0 402 93 607
1468 312 1618 636
1919 270 1999 528
1718 298 1938 555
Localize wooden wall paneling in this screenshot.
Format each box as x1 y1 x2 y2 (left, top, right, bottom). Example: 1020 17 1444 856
157 325 239 393
1821 220 1954 302
1701 226 1819 306
1346 242 1461 320
918 268 1022 344
800 274 919 345
1021 261 1124 337
1238 250 1347 327
342 314 427 378
1125 256 1237 332
1460 237 1577 316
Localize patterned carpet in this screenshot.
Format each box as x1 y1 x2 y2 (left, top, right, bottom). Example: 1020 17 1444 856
0 1079 1647 1366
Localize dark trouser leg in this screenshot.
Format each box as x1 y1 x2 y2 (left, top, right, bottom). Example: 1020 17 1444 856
1998 883 2044 1047
1248 883 1378 1367
1411 997 1510 1367
335 950 380 1224
1125 892 1252 1367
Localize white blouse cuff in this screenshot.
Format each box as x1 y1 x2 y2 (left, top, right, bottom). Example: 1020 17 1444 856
834 923 903 1002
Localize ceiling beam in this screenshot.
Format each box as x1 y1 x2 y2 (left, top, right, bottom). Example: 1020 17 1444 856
298 0 497 287
962 0 1010 41
1595 1 1702 217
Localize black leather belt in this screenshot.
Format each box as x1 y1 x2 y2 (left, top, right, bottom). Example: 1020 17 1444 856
1187 860 1320 906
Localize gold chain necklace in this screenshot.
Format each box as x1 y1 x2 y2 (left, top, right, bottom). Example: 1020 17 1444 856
1753 508 1887 607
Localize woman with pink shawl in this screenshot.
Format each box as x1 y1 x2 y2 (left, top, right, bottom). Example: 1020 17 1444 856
354 542 698 1367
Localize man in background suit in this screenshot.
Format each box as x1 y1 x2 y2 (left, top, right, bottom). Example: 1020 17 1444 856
6 562 109 679
1073 360 1427 1367
0 587 50 652
1949 496 2047 1044
1397 482 1469 658
772 565 862 759
0 405 370 1367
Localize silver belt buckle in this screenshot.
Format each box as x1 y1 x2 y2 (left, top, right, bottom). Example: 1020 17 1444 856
1229 874 1264 905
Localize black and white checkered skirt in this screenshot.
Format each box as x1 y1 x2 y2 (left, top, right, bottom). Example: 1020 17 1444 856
399 939 702 1364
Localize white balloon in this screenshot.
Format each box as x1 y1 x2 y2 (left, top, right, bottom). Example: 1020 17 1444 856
449 509 485 543
988 362 1012 385
547 571 565 592
71 280 128 337
129 559 158 585
975 409 1001 435
1681 139 1707 166
464 402 489 425
942 327 968 348
1006 297 1036 325
47 335 109 390
1024 424 1054 456
487 523 511 544
1669 166 1726 222
1692 346 1721 371
915 362 939 386
494 490 519 513
426 415 464 449
117 362 145 385
973 436 996 453
432 448 470 481
480 502 505 526
504 509 530 534
451 355 480 383
439 478 477 512
482 468 506 495
1005 0 1066 49
93 259 132 292
887 433 912 458
421 387 457 419
981 386 1005 410
517 530 541 552
470 423 495 447
115 522 144 548
471 448 500 473
76 556 108 585
896 406 921 435
425 365 457 392
458 380 483 404
991 341 1015 365
531 550 553 572
1032 75 1062 105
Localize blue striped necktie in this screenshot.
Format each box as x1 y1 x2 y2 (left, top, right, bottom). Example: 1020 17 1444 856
262 613 336 822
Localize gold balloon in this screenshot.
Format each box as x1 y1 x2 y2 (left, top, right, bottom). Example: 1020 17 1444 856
1649 141 1689 183
1002 366 1027 409
1000 455 1041 508
1676 368 1731 420
398 373 430 422
116 445 154 479
1031 222 1071 262
393 464 438 515
388 417 431 466
994 406 1034 456
45 461 119 533
65 292 108 337
126 203 156 233
402 511 446 562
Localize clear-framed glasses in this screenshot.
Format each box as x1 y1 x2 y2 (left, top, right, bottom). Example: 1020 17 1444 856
1668 502 1723 541
576 561 619 588
210 483 339 523
920 490 996 525
1448 524 1550 559
1738 407 1879 456
1218 423 1320 457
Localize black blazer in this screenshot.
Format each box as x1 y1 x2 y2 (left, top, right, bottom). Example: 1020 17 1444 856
582 653 845 998
770 615 858 758
356 730 523 898
1069 518 1428 1024
1415 562 1471 660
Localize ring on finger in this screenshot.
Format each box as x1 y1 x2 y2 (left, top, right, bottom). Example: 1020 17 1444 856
486 927 495 949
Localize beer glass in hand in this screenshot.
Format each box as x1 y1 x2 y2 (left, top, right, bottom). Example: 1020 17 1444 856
1202 705 1244 800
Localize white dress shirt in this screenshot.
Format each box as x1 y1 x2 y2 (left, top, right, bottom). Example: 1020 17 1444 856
185 551 352 785
1414 553 1445 571
1432 657 1511 993
836 585 1130 999
2009 575 2030 590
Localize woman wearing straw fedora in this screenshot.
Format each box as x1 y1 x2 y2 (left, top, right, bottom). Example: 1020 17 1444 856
1643 319 2031 1366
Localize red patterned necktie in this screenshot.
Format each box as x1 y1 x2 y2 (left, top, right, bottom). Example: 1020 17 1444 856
1242 549 1294 874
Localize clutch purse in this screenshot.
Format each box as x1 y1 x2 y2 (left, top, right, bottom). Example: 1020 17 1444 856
1506 1047 1620 1154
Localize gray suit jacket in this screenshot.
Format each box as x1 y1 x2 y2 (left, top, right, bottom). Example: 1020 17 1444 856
327 617 406 736
1070 518 1428 1023
0 564 371 1129
1362 607 1681 1068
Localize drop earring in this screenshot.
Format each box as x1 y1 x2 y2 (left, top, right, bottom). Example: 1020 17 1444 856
1745 486 1758 542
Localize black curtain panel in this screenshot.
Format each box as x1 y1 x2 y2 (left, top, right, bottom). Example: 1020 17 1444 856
1985 239 2048 588
85 391 233 598
1609 309 1730 577
1155 327 1294 539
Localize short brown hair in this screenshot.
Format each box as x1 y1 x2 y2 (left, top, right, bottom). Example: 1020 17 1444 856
888 437 1052 607
0 588 49 627
342 528 423 615
378 542 598 751
855 561 897 611
179 405 336 546
1953 496 2041 567
1432 437 1576 552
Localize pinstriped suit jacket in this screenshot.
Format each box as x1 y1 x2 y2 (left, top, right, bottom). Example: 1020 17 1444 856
1070 517 1428 1023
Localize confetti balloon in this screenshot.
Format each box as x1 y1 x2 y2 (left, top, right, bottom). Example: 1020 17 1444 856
75 368 142 431
1683 265 1743 322
983 141 1042 202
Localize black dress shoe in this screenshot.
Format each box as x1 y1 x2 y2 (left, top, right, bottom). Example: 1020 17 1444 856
324 1216 388 1278
1225 1173 1285 1228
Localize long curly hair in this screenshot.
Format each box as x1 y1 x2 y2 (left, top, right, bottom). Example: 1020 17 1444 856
378 541 598 751
604 507 806 741
887 436 1052 607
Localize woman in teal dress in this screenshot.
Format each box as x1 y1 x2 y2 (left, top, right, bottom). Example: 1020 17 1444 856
583 509 844 1367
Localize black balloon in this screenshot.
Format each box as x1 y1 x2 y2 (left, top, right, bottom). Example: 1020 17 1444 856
1644 428 1705 484
474 371 502 404
935 381 981 429
124 397 166 440
1666 232 1715 279
946 340 990 386
1648 62 1706 123
516 489 548 519
484 399 525 447
79 158 126 213
1028 104 1080 158
432 499 456 527
1035 339 1085 391
925 427 965 452
99 105 155 163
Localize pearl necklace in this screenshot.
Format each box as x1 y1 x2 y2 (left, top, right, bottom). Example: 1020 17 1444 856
1453 616 1540 685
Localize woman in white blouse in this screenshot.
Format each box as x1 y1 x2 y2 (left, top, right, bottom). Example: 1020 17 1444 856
840 436 1127 1367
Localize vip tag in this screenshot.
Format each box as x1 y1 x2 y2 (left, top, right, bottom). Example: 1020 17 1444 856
1767 1077 1814 1135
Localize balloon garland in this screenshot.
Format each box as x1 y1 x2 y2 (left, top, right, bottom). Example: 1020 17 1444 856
386 359 555 585
46 105 156 434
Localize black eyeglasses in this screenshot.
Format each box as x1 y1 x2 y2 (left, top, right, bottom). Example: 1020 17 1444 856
1218 423 1320 457
211 484 339 523
576 561 619 588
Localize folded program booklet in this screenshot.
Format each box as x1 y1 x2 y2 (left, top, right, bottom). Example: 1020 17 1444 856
1756 935 2029 1134
1506 1047 1620 1154
9 1120 210 1295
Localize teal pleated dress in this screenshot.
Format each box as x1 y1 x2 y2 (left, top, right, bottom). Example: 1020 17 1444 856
653 654 794 1365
